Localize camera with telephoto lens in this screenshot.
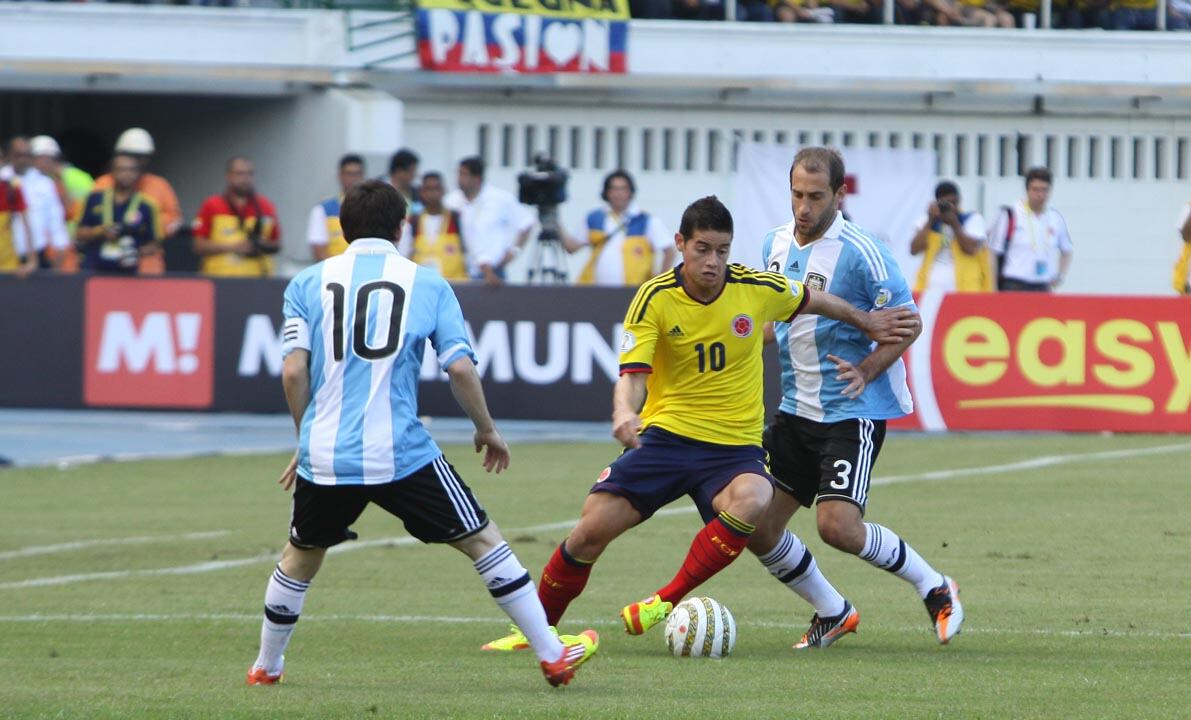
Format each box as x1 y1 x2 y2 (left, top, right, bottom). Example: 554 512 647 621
937 200 954 214
517 154 568 208
244 217 279 257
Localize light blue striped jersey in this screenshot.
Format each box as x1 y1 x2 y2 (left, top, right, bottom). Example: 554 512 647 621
281 237 475 485
761 212 914 423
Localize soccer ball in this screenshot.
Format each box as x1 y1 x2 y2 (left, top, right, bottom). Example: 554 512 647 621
663 597 736 658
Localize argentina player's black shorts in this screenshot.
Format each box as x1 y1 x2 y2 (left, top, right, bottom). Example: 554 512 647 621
762 412 887 514
288 455 489 548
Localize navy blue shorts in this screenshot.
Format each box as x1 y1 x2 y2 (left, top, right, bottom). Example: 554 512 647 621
590 427 775 523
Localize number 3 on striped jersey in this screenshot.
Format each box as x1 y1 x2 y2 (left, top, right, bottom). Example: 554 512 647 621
830 459 852 490
325 281 407 361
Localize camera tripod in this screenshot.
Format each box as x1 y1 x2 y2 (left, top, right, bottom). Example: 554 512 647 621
527 204 569 285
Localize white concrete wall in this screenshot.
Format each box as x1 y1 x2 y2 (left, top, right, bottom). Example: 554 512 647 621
403 101 1191 295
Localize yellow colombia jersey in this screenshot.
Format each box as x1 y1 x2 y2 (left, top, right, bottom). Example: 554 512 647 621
619 264 808 447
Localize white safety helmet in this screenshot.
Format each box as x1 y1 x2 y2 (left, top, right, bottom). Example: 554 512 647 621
115 128 155 155
30 135 62 157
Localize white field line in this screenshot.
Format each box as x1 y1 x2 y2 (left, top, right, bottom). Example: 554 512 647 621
0 531 231 561
3 443 1189 591
0 612 1186 641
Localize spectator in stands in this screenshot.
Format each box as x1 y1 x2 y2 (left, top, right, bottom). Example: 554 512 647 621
31 135 93 273
93 128 181 275
399 171 469 282
444 156 535 286
910 181 992 293
829 0 882 23
0 137 68 271
955 0 1016 25
988 167 1073 292
389 148 423 215
0 154 34 277
560 170 675 287
1053 0 1109 27
1173 199 1190 294
1108 0 1158 27
75 153 161 276
308 153 365 261
773 0 835 23
192 156 280 278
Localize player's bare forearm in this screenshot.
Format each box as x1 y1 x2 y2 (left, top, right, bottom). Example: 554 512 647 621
281 350 311 434
803 290 911 344
612 373 648 448
857 324 920 382
446 357 510 472
446 357 496 433
763 322 776 346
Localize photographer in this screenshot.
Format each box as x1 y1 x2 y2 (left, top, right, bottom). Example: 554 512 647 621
75 153 161 275
444 156 534 286
193 156 281 278
909 180 991 293
561 170 674 287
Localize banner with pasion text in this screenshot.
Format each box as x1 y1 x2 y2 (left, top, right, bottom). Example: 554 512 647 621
416 0 628 74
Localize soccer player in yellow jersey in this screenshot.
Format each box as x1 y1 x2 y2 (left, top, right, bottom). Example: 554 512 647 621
483 196 917 650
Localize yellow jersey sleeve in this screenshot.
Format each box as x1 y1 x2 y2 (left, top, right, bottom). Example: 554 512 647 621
729 266 809 322
618 275 670 374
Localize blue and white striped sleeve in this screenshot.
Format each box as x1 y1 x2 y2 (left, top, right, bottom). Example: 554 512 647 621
430 279 476 370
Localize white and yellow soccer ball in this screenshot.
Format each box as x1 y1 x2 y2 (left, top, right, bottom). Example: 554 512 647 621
663 596 736 658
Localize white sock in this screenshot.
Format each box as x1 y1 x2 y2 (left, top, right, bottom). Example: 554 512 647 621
475 542 565 663
254 565 310 674
860 523 945 598
758 529 847 618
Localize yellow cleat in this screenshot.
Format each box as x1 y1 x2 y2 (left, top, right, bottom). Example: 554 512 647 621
541 629 599 687
621 594 673 635
481 624 557 652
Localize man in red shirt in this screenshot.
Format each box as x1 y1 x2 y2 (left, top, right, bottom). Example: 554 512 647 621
192 156 281 278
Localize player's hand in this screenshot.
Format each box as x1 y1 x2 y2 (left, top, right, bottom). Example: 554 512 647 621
864 307 919 345
475 428 510 474
612 412 643 449
278 450 299 492
827 353 868 399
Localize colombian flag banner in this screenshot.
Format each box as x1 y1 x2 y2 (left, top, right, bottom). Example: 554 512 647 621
416 0 629 74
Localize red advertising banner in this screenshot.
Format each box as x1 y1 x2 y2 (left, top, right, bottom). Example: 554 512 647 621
83 277 216 409
895 292 1191 433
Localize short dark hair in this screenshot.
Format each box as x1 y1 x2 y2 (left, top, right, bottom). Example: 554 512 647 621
459 156 485 179
340 180 407 243
601 169 636 200
935 180 960 199
1025 166 1052 187
339 154 364 171
388 148 419 175
790 146 846 192
226 155 252 171
420 171 444 186
678 195 733 240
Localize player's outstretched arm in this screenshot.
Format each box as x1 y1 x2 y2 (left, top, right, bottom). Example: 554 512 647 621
611 373 648 449
802 290 919 344
828 313 922 399
280 350 312 491
446 357 510 474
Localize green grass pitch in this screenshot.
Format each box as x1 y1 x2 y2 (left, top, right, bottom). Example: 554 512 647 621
1 433 1189 719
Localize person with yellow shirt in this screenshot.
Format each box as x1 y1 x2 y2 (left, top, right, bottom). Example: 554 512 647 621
481 195 917 652
562 170 674 287
307 154 365 261
193 156 280 278
0 173 35 276
399 171 469 282
910 180 993 293
1174 200 1190 295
